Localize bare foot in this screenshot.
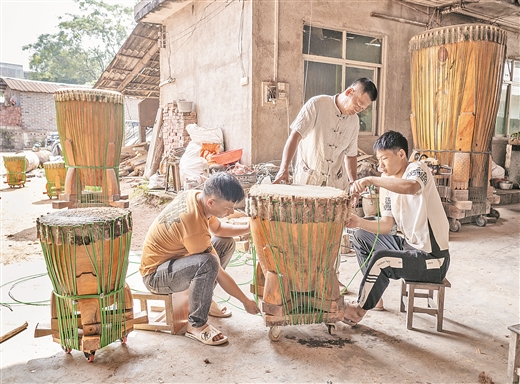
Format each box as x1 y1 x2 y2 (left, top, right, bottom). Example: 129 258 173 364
343 301 367 324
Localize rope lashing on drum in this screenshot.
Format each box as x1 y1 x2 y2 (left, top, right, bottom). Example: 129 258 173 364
54 88 124 208
3 155 28 187
38 209 131 352
252 196 343 326
340 195 381 295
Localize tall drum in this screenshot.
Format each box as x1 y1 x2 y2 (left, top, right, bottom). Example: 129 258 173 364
37 208 133 360
54 88 128 208
246 184 351 339
409 24 507 225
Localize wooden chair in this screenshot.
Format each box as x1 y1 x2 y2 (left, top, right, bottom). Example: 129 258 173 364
508 324 520 384
132 290 189 335
400 278 451 331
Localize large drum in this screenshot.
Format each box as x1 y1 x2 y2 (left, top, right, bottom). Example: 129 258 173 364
246 184 351 335
37 207 133 359
3 154 27 188
54 88 126 208
410 24 507 203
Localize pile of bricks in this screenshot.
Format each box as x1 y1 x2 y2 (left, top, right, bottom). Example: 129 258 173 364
161 102 197 155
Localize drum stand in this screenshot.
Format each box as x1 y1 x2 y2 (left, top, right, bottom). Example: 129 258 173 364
34 284 148 362
252 265 346 341
53 140 129 209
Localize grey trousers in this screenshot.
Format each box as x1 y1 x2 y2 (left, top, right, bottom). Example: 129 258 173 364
352 229 449 310
142 236 236 328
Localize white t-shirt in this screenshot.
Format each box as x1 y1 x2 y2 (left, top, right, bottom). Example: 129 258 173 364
381 161 449 253
291 94 359 190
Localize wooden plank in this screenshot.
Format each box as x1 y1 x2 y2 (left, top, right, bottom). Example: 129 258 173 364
1 322 28 343
144 107 164 180
81 335 100 351
452 200 472 211
34 323 54 338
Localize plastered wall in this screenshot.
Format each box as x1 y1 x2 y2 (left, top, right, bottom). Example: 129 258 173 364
157 0 520 165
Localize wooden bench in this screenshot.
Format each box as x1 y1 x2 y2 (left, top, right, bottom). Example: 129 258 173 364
508 324 520 384
400 278 451 331
132 290 189 335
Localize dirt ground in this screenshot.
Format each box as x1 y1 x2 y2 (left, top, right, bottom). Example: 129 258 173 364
1 155 519 383
0 163 164 266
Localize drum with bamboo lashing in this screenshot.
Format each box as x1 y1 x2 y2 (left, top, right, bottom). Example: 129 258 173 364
36 207 135 360
53 88 128 208
43 160 66 199
409 24 507 227
3 154 27 188
246 184 351 337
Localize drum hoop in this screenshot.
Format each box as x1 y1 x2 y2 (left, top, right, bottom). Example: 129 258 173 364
37 208 132 245
409 24 507 51
43 161 66 169
54 88 124 104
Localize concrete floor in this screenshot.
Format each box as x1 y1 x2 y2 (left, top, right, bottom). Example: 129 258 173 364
1 193 519 383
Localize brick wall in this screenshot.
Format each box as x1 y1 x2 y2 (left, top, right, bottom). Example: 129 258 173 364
162 102 197 155
19 92 57 132
0 106 23 150
0 105 22 126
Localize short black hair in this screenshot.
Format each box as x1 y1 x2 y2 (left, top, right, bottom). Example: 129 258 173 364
204 172 244 203
351 78 378 101
373 130 409 158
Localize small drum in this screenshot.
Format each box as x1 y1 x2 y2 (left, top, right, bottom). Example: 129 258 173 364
37 208 133 357
246 184 351 335
54 88 126 208
3 154 27 188
43 161 66 198
410 24 507 201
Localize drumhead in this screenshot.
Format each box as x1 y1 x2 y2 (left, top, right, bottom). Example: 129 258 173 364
248 183 348 199
54 88 124 104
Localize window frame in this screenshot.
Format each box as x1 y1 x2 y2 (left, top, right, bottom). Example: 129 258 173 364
495 58 520 138
302 25 384 136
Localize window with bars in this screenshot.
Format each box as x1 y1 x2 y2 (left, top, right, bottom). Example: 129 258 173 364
495 59 520 138
302 25 383 135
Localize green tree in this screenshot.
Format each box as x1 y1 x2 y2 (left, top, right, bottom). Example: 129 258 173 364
23 0 135 84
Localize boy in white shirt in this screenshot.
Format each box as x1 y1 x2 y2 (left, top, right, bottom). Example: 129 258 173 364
345 130 450 324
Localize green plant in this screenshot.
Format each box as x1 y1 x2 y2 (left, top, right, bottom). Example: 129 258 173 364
1 128 15 150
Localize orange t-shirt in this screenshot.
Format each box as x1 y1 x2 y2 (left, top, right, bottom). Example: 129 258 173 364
139 190 218 277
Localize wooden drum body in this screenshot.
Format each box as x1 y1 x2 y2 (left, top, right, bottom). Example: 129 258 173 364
410 24 507 207
37 208 134 355
3 154 27 188
54 88 128 209
246 184 351 328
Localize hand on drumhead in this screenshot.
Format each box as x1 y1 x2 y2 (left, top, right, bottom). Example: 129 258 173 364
349 178 370 194
273 169 290 185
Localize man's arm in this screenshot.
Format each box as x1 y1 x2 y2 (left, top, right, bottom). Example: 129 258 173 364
216 266 260 315
350 176 420 196
347 214 395 235
209 219 249 237
273 130 302 184
345 155 358 182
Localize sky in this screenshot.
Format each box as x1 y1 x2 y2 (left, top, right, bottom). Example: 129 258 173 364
0 0 136 71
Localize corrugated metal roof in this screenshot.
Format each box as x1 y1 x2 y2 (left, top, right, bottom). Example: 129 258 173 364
0 77 87 93
95 23 161 99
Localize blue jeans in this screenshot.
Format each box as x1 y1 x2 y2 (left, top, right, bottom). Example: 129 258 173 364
142 236 236 328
